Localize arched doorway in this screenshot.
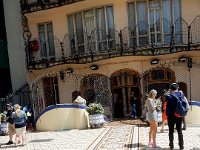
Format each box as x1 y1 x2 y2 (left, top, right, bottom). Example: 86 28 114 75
143 67 175 97
80 74 112 119
110 69 141 118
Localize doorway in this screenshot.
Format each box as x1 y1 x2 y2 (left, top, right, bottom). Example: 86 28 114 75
111 69 141 118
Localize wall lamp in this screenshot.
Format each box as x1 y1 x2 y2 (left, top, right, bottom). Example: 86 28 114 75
179 57 193 68
90 64 99 70
66 68 73 74
151 59 159 65
179 57 188 62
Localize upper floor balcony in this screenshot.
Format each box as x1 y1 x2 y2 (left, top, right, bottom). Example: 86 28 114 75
26 16 200 69
20 0 84 13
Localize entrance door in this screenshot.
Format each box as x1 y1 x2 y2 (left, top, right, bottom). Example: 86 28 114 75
111 69 141 118
113 88 123 118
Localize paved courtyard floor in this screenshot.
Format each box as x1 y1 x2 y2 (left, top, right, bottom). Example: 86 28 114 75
0 120 200 150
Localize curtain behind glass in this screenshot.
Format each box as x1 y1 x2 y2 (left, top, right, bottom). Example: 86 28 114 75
84 10 95 36
84 10 95 53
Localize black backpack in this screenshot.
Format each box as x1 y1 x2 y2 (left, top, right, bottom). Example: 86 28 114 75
171 91 189 117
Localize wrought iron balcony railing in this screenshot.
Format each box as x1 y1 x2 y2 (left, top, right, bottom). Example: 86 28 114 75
26 16 200 69
20 0 84 13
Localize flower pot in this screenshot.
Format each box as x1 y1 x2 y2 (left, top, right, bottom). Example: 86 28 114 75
0 122 8 135
89 114 104 128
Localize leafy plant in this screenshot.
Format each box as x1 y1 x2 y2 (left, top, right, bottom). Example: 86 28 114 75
0 113 7 123
156 99 162 112
87 103 104 115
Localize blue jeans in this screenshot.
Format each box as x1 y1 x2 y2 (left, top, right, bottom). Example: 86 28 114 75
131 104 137 118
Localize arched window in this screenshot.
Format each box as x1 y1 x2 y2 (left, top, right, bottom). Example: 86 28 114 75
143 67 175 96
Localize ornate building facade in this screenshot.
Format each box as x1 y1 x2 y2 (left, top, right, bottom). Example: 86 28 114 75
3 0 200 122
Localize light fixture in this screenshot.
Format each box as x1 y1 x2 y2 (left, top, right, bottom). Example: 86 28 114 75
178 57 193 69
179 57 188 62
90 64 99 70
66 68 73 74
151 59 159 65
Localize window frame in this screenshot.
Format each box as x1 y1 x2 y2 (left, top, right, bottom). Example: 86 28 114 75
67 5 115 55
127 0 181 47
37 22 55 60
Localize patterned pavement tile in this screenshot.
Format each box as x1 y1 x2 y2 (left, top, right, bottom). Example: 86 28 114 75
88 125 134 150
139 125 200 150
0 122 200 150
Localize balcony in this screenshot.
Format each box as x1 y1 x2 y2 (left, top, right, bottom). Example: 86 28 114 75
20 0 84 13
26 16 200 69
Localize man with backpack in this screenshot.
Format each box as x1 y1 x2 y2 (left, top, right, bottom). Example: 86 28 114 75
166 83 189 149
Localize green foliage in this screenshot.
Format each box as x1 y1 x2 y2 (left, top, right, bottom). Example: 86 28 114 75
0 113 7 123
156 99 162 112
87 103 104 115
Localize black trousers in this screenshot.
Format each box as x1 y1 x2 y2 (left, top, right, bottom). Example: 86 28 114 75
168 115 184 148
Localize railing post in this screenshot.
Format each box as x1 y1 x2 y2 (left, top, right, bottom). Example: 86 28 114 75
151 42 155 55
44 42 49 67
170 25 174 53
60 42 65 62
119 30 123 56
188 25 191 51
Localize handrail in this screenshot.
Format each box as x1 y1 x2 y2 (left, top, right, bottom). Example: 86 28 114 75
25 16 200 69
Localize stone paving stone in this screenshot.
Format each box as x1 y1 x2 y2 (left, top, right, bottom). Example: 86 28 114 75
0 128 107 150
139 125 200 150
0 123 200 150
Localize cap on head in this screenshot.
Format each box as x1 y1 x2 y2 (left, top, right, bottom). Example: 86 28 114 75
6 103 13 109
170 83 179 90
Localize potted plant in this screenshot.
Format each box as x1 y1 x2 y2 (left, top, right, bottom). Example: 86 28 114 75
0 113 8 135
87 103 105 128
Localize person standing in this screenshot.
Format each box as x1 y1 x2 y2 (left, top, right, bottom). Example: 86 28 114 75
182 117 186 130
130 92 137 119
5 103 15 145
12 104 27 146
166 83 184 149
146 89 159 148
160 90 168 132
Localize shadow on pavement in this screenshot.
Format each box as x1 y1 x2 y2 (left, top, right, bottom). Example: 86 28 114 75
29 138 54 143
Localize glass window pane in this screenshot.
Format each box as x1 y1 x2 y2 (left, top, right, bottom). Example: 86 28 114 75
137 1 147 36
128 3 135 31
137 1 147 22
106 6 114 30
68 15 74 37
174 0 181 21
68 15 76 54
162 0 171 22
75 13 84 53
38 24 45 31
47 23 53 30
39 31 46 57
96 8 106 30
47 30 55 57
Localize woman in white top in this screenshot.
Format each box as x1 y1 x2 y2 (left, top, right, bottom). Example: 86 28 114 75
146 89 159 148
